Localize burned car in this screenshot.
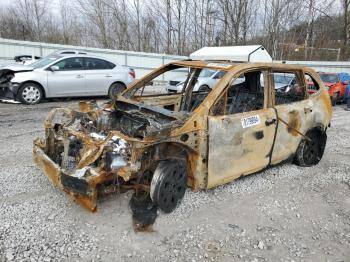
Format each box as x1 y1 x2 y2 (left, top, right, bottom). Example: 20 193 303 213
33 46 332 216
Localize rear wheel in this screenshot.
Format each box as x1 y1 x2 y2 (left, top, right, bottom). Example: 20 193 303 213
294 129 327 167
108 82 126 100
150 160 187 213
17 83 44 105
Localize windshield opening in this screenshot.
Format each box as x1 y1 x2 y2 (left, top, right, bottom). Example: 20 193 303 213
122 64 227 113
30 55 62 69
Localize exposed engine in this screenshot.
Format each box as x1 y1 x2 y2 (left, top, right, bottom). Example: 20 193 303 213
44 100 182 175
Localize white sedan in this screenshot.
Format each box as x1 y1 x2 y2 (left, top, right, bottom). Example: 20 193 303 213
0 53 135 104
166 69 245 93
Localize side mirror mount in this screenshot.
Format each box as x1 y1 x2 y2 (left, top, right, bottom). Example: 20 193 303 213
49 65 59 71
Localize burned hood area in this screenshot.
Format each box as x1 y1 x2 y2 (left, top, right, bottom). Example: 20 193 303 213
112 99 186 139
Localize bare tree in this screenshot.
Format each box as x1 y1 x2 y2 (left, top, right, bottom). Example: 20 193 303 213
0 0 346 61
12 0 50 41
76 0 113 48
342 0 350 59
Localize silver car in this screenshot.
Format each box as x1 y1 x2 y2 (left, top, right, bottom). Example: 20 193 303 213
0 53 135 104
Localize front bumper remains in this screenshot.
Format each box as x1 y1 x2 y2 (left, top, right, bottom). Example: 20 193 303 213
33 143 99 212
32 104 148 212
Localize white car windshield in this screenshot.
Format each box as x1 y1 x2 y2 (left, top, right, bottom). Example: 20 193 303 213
274 73 294 84
30 55 62 69
199 69 216 78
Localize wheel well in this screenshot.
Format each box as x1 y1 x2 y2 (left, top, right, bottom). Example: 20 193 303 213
137 142 197 192
20 81 46 98
142 142 191 161
139 142 194 175
294 125 327 166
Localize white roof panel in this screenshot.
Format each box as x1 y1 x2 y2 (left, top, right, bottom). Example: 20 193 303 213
189 45 272 63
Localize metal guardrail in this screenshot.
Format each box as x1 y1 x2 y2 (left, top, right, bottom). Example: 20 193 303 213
1 38 350 76
0 38 187 81
0 38 186 60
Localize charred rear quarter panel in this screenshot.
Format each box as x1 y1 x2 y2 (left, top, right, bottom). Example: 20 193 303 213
271 89 332 164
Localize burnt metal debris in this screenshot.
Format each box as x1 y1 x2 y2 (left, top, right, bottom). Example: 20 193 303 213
33 60 332 223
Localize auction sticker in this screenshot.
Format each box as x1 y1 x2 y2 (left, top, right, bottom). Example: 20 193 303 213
241 115 261 128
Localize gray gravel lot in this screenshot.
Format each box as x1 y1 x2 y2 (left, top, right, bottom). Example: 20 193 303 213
0 99 349 262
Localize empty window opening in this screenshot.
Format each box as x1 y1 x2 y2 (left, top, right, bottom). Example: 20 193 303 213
273 71 305 105
211 71 265 115
305 74 320 96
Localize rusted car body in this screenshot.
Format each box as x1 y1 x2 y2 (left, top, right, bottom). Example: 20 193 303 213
33 59 332 213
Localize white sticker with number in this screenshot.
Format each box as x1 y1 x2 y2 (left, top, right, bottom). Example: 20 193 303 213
241 115 261 128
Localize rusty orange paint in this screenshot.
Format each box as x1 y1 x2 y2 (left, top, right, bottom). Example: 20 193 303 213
69 192 97 213
33 146 62 188
33 59 333 212
287 110 301 136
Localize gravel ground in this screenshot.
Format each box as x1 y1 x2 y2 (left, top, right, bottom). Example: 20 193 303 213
0 99 349 262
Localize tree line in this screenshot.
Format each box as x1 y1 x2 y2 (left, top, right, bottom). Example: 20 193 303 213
0 0 349 61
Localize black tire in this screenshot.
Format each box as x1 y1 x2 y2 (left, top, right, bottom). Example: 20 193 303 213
17 82 44 104
294 129 327 167
198 85 210 92
331 92 338 106
108 82 126 100
150 160 188 213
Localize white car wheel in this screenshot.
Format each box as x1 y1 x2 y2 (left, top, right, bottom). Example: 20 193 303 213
18 83 43 104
